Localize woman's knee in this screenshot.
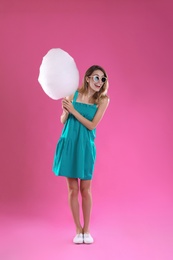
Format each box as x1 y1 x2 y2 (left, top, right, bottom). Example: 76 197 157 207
80 187 91 199
69 186 79 198
67 178 79 198
80 180 92 198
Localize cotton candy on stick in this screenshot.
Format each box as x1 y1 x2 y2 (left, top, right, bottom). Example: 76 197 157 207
38 48 79 100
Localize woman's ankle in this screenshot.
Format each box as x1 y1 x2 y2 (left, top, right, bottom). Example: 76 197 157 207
76 226 83 234
83 228 90 234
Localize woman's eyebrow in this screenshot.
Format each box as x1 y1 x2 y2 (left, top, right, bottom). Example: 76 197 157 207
93 74 104 76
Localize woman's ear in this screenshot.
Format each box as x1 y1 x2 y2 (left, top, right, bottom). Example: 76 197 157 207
86 77 89 83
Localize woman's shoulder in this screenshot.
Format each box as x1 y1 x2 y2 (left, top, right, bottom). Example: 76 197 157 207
66 89 79 102
66 94 74 102
99 95 110 106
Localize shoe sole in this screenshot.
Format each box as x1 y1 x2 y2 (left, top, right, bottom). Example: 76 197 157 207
73 240 84 244
84 240 94 244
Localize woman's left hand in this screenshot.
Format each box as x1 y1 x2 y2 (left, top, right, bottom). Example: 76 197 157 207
62 98 75 114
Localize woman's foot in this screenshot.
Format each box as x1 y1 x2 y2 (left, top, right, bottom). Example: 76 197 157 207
83 233 94 244
73 233 83 244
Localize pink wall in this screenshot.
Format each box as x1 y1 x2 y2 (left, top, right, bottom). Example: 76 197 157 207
0 0 172 230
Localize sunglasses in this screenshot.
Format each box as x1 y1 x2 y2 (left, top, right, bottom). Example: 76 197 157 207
89 75 107 83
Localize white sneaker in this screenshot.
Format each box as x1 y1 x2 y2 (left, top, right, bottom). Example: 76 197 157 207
84 233 94 244
73 233 83 244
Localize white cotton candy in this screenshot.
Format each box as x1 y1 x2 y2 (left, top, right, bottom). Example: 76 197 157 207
38 48 79 100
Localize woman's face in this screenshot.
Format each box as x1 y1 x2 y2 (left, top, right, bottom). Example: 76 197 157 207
87 70 106 92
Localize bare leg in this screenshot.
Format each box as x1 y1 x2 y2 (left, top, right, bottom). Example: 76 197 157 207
80 180 92 233
66 178 82 234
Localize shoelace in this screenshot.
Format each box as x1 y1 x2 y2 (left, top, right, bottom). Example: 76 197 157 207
84 234 91 237
76 234 83 237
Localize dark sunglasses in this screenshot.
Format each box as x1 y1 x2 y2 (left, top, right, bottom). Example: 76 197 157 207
89 75 107 83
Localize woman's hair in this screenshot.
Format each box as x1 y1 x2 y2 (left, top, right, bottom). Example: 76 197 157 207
78 65 109 104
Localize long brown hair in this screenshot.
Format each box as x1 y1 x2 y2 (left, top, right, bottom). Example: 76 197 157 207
78 65 109 104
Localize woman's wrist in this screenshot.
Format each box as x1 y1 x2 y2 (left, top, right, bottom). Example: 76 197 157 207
61 110 69 124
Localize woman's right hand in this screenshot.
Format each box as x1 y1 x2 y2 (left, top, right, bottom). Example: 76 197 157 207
60 94 74 124
60 98 70 124
62 98 69 115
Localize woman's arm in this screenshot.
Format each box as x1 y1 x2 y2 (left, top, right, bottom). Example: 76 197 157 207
60 94 73 124
62 97 109 130
60 109 69 124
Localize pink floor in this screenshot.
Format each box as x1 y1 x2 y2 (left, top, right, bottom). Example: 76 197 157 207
1 207 172 260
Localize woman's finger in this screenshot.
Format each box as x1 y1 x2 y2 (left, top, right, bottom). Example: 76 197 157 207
63 103 69 110
62 100 69 105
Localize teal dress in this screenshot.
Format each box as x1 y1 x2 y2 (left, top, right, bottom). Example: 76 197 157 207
52 91 98 180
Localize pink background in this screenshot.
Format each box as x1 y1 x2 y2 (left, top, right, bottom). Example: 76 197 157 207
0 0 173 259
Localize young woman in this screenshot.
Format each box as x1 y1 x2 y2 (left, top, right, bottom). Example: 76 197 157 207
52 65 109 244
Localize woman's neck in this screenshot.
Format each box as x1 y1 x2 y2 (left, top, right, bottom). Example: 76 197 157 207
80 89 95 103
86 88 95 98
